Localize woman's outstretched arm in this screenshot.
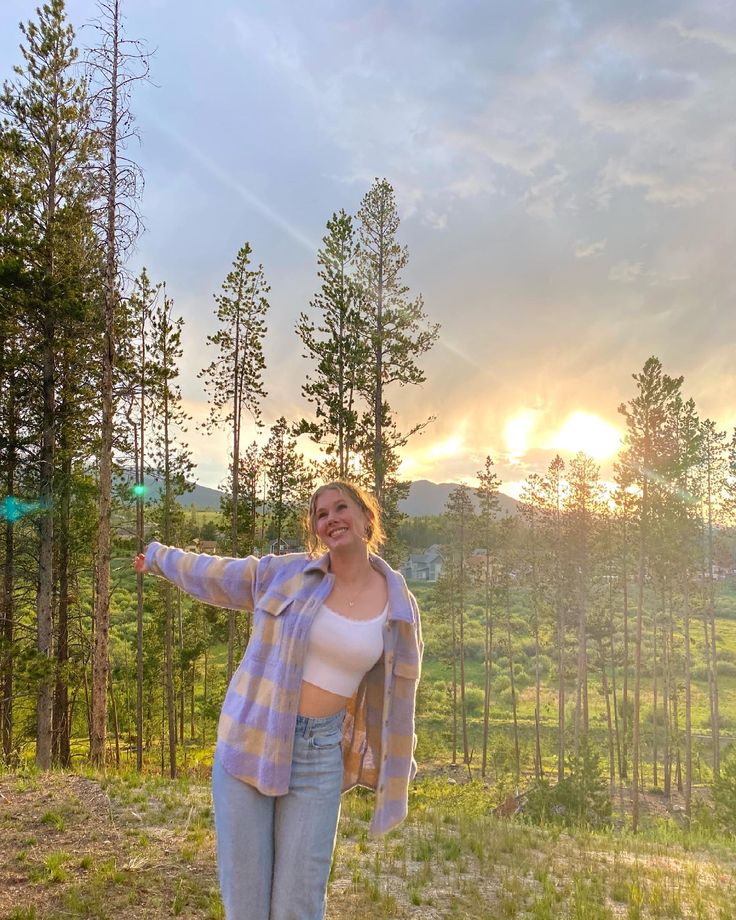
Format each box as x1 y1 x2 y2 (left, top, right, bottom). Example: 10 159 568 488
135 542 262 611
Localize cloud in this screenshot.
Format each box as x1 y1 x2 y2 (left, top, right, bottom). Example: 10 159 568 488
608 261 645 283
575 239 607 258
668 19 736 56
20 0 732 490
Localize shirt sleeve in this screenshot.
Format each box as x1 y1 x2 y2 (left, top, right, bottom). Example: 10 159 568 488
410 590 424 666
143 542 261 611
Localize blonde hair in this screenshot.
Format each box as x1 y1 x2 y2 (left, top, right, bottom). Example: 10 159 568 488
306 481 384 556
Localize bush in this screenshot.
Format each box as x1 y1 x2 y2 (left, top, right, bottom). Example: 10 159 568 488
712 745 736 834
463 685 485 718
525 743 611 829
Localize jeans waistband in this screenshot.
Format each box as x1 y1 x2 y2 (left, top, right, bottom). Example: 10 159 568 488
294 709 346 737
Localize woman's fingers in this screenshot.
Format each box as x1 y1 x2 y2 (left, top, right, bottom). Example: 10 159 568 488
133 553 146 574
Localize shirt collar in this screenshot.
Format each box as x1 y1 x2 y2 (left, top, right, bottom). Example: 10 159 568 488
304 552 330 574
303 552 415 625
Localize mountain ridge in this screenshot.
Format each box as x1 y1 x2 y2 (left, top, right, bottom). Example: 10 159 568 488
118 472 518 517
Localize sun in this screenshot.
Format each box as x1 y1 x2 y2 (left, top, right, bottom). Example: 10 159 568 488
504 410 538 463
549 411 621 460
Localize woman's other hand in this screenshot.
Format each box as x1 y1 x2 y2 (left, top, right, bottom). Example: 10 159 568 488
133 553 146 575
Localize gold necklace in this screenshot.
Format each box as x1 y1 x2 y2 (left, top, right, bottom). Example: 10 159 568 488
335 569 373 607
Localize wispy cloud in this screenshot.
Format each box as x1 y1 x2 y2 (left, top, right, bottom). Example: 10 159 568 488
575 239 606 258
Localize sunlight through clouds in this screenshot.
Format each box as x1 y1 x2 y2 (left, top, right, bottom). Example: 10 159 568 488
504 410 539 464
548 411 622 461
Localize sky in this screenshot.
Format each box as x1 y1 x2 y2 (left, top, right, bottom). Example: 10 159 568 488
2 0 735 498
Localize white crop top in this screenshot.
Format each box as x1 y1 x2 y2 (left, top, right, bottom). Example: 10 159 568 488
302 602 387 697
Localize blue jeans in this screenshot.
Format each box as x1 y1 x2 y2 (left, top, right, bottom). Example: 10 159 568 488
212 710 345 920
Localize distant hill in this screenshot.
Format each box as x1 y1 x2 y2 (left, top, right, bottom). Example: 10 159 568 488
399 479 519 517
116 471 223 509
118 472 518 517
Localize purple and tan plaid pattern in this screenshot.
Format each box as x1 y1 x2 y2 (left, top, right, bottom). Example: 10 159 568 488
144 542 423 836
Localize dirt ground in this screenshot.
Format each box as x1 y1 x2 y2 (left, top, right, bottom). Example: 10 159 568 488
0 771 219 919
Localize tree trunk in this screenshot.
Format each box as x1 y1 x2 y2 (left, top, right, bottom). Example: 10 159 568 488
706 453 720 778
90 0 120 769
1 423 16 763
458 559 469 766
632 483 646 833
684 572 692 820
610 627 622 782
373 228 384 508
652 602 658 789
135 336 146 772
450 580 457 766
36 331 55 770
481 558 492 778
621 514 630 780
109 665 120 768
508 619 520 785
52 452 72 767
601 642 615 787
557 598 565 782
178 590 185 745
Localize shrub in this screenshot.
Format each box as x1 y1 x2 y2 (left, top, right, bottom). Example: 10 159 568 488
525 743 611 829
463 686 485 718
712 744 736 834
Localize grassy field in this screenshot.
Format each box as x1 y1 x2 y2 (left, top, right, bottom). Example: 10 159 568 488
411 578 736 781
1 766 735 920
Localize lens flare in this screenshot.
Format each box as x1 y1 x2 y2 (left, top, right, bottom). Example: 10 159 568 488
0 496 43 522
131 484 147 498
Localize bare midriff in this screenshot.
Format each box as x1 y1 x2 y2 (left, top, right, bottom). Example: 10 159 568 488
298 680 351 718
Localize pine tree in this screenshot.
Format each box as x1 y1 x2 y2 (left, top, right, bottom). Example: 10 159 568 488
476 456 500 777
444 484 475 767
670 397 701 813
618 356 683 831
519 472 546 779
119 268 161 770
296 210 366 477
147 290 193 778
0 133 35 763
544 455 568 781
199 242 268 679
566 452 604 756
263 417 305 551
355 178 439 512
1 0 98 768
700 418 727 778
86 0 148 770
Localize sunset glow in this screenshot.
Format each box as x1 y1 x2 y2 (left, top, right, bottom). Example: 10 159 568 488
549 412 622 461
427 434 465 460
504 411 538 462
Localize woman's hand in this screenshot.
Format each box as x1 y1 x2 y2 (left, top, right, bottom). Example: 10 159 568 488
133 553 146 575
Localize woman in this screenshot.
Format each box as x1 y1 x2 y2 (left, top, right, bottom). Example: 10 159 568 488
135 481 423 920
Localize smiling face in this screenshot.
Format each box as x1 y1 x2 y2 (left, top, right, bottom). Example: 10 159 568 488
313 487 371 552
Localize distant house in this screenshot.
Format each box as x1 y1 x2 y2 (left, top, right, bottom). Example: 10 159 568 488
270 537 303 555
466 548 490 576
402 544 444 582
186 538 218 554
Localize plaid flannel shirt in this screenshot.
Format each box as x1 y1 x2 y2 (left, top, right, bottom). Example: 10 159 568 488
143 542 423 836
